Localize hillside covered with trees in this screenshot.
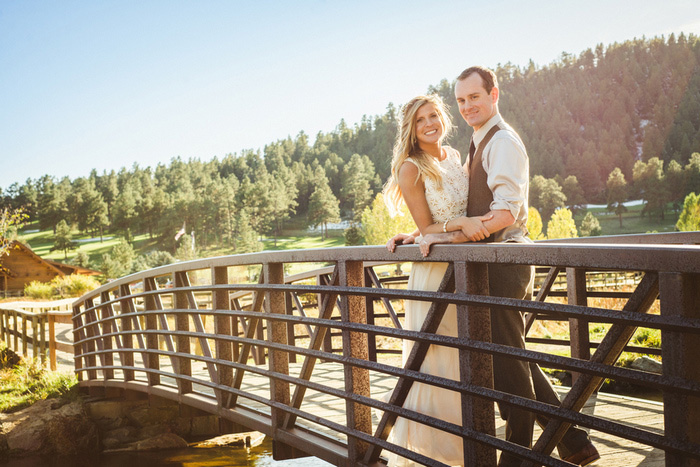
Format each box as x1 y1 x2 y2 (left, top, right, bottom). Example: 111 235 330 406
3 34 700 276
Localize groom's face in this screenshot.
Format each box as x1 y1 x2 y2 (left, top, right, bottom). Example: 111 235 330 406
455 73 498 131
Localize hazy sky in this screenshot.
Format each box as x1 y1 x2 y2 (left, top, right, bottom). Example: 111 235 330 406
2 0 699 189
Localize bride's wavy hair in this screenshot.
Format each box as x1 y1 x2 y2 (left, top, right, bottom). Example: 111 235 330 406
383 94 453 217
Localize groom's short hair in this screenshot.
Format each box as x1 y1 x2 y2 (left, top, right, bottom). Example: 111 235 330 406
457 66 498 94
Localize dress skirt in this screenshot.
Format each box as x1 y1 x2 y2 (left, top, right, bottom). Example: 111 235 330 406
386 262 464 467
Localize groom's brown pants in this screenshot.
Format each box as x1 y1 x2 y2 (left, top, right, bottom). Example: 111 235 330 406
488 263 591 467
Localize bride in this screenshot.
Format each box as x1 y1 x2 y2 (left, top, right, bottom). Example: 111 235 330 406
383 94 491 466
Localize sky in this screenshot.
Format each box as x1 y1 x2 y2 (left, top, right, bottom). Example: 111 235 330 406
1 0 700 190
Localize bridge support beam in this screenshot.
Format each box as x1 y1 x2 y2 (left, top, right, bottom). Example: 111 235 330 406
660 272 700 467
455 261 496 465
339 260 372 463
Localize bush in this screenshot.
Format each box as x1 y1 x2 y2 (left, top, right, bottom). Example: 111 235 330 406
24 281 54 299
51 274 101 297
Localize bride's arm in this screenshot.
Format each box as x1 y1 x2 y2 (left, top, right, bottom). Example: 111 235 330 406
419 210 513 256
397 162 457 236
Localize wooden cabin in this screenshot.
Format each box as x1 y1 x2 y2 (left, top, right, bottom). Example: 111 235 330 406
0 241 100 295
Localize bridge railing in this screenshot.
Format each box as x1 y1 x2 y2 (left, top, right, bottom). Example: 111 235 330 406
70 232 700 467
0 298 73 369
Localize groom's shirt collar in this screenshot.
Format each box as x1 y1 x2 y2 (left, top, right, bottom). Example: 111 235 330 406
472 113 503 147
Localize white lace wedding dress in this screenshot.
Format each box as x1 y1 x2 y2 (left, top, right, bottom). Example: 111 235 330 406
386 146 469 467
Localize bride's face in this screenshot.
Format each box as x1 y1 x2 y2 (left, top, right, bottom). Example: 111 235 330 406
414 103 443 148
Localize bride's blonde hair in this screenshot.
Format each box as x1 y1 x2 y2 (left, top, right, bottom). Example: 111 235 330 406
383 94 453 216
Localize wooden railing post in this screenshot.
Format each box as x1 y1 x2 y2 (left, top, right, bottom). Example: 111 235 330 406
99 292 115 380
660 272 700 467
49 313 57 371
567 268 590 385
338 260 371 462
455 260 496 466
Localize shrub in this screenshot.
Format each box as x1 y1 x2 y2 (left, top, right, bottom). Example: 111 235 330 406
51 274 101 297
24 280 54 299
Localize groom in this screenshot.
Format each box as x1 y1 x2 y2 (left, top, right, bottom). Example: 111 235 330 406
418 66 600 467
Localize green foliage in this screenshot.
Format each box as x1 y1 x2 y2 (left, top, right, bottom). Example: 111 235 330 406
70 250 91 268
530 175 566 222
132 250 176 273
633 158 670 220
343 225 364 246
51 274 101 297
607 168 628 227
579 212 602 237
307 168 341 240
50 219 77 260
546 208 578 239
1 206 28 258
24 280 55 299
23 274 101 298
360 193 417 245
526 207 545 240
0 350 77 412
101 238 136 278
676 192 700 231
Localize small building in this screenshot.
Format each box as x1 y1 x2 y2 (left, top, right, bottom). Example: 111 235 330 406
0 241 100 296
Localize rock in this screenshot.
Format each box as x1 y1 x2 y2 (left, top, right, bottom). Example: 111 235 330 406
131 432 188 451
102 425 138 448
0 399 100 457
630 356 662 374
137 423 171 440
191 431 265 448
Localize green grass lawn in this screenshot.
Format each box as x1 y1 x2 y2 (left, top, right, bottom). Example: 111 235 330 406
574 202 679 236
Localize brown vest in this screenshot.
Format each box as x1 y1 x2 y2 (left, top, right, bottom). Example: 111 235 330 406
467 125 502 243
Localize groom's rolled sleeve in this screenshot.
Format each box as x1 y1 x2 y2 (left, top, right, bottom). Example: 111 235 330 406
483 135 529 220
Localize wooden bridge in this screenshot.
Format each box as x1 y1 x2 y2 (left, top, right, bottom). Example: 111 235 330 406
8 232 700 466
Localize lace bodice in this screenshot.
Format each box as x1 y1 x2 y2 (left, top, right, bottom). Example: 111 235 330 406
406 146 469 223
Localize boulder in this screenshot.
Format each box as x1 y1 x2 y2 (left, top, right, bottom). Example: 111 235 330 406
630 356 662 374
131 432 188 451
0 399 100 457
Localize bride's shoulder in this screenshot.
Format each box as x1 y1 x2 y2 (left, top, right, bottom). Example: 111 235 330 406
444 146 461 159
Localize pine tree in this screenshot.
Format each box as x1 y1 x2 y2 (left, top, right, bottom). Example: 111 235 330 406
676 192 700 231
607 168 628 227
51 219 77 260
308 173 341 240
579 212 602 237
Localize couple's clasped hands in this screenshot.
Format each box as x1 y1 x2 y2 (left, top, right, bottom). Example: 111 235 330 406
386 213 493 257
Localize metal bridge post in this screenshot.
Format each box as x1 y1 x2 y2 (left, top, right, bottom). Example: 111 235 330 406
264 262 296 460
339 260 372 463
660 272 700 467
567 268 590 385
455 260 497 466
174 271 193 394
213 266 233 401
143 277 163 386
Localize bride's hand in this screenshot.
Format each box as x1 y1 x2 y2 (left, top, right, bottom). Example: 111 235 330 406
386 233 415 252
419 234 438 257
455 214 492 242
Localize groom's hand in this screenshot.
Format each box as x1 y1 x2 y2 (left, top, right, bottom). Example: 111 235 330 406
456 215 492 242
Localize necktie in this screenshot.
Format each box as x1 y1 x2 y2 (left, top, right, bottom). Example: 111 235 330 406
468 139 476 169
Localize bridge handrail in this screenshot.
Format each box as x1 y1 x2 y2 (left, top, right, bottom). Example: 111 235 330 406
69 235 700 466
